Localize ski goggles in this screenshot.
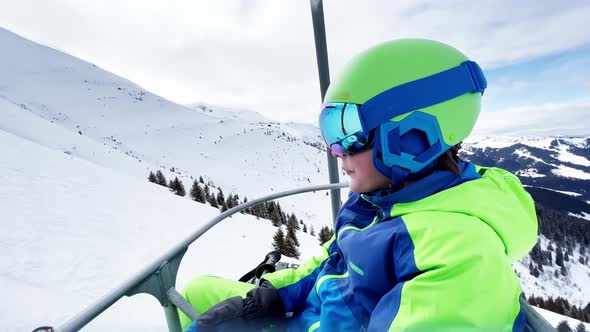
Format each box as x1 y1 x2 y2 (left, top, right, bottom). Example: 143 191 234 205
319 60 487 157
319 102 372 157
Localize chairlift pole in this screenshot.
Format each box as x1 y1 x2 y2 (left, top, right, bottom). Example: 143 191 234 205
310 0 342 224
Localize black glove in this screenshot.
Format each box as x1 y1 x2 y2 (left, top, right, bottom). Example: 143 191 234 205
197 280 286 332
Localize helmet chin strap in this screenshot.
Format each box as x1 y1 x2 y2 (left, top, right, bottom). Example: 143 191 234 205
372 129 411 189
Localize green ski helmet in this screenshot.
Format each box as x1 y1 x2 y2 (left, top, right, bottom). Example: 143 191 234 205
319 38 487 187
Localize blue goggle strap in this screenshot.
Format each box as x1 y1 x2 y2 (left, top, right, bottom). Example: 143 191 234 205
359 60 487 132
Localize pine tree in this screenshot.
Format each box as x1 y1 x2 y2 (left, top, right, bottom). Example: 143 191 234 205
556 247 564 267
155 170 167 186
575 322 587 332
530 243 542 265
272 228 286 253
271 208 282 227
557 320 572 332
560 264 568 277
216 189 226 208
225 195 235 210
287 214 300 230
207 193 218 208
583 303 590 324
148 171 157 183
283 235 300 259
318 226 334 245
203 185 211 201
199 176 205 184
310 225 315 236
303 223 308 233
169 177 186 196
189 180 205 203
286 220 300 247
177 178 186 196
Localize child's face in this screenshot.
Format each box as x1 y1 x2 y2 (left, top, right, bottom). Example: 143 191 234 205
339 148 391 193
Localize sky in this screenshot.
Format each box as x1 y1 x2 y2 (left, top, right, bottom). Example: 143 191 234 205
0 0 589 135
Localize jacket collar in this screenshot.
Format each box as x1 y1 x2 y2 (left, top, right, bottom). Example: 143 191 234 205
359 161 481 218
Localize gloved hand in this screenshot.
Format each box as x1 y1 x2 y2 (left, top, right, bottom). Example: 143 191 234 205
194 280 286 332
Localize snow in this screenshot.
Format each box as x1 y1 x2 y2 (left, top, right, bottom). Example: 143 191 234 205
513 148 550 164
465 135 590 153
185 102 268 123
533 307 590 330
464 135 525 149
465 135 558 150
556 144 590 167
551 164 590 180
516 168 546 178
568 212 590 221
523 185 583 197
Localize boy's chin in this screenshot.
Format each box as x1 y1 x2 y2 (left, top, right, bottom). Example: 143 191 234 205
349 180 390 194
349 182 370 194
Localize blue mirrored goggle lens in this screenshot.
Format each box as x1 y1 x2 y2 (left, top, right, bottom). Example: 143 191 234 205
319 103 370 156
319 103 363 144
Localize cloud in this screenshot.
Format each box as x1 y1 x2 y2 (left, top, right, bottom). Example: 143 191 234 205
472 100 590 136
0 0 589 125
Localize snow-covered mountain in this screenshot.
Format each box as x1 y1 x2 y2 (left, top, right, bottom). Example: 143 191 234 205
0 26 337 232
1 26 589 330
463 136 590 203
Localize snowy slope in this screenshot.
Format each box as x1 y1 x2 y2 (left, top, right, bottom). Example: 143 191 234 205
514 236 590 308
0 26 335 232
0 128 325 331
185 102 268 122
533 307 590 331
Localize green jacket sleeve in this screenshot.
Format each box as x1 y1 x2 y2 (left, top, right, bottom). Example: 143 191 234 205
263 236 335 313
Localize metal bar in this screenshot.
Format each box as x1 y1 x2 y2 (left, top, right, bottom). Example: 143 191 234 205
55 182 348 332
310 0 342 225
167 288 199 322
163 302 183 332
310 0 330 99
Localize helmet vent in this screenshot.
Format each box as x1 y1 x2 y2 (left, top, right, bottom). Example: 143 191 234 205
400 129 429 156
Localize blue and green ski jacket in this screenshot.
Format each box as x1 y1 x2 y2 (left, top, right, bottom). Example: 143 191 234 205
264 161 538 331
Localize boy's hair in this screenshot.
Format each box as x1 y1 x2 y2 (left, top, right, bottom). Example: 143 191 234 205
395 144 462 191
436 144 462 175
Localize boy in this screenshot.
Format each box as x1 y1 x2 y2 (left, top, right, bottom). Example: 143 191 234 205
180 39 538 331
